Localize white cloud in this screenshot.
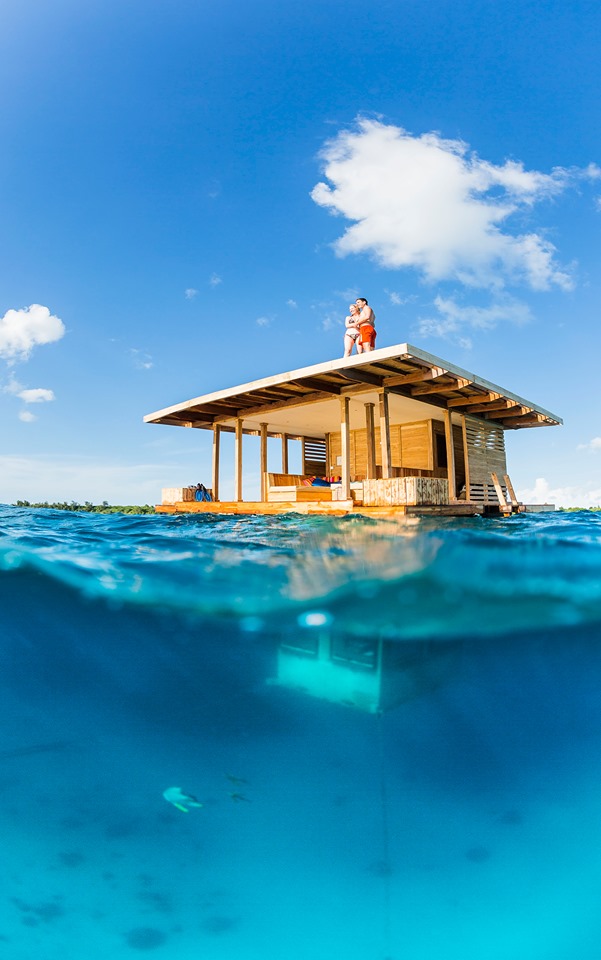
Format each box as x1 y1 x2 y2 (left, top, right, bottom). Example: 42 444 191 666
426 294 530 331
256 316 271 327
286 299 298 308
386 290 416 306
337 287 359 302
311 119 584 291
130 349 153 370
519 477 601 509
209 273 222 287
18 410 37 423
416 294 531 346
419 297 532 336
0 304 66 363
577 437 601 452
185 288 198 300
18 387 55 404
321 312 339 332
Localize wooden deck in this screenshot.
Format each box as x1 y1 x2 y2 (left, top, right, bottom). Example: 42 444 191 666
155 499 487 517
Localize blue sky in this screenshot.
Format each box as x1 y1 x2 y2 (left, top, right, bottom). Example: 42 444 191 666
1 0 600 506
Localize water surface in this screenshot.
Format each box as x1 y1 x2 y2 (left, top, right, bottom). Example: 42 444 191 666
1 505 601 959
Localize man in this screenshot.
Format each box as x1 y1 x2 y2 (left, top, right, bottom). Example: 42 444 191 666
355 297 376 352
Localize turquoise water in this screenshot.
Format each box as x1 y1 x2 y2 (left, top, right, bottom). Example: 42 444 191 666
2 504 601 959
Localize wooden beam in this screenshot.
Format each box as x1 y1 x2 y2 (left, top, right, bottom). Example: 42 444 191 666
325 432 331 477
290 377 341 394
260 422 268 502
340 396 351 499
365 402 376 480
411 377 473 396
444 410 457 501
379 390 392 479
281 433 289 473
165 414 215 426
500 413 545 427
504 474 519 508
490 472 507 507
214 390 337 423
484 405 530 419
340 369 383 387
188 401 242 417
234 418 243 502
383 366 448 388
447 392 501 408
465 399 514 414
211 424 221 502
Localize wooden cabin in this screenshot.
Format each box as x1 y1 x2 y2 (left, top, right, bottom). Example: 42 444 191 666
144 342 561 517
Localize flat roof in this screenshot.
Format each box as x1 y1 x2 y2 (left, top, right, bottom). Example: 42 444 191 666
144 342 562 438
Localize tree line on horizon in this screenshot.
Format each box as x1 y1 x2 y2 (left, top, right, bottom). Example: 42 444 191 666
14 500 155 515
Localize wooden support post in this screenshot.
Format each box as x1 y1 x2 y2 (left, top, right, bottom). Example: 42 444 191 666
461 414 470 502
444 410 457 500
325 433 331 477
281 434 289 473
235 418 243 502
340 396 351 500
491 472 508 507
365 402 376 479
504 474 519 508
378 391 391 480
260 422 268 502
211 424 221 502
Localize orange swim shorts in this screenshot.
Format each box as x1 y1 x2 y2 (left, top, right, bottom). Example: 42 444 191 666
359 324 376 347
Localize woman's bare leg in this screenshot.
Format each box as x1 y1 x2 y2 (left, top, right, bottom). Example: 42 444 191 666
344 333 355 357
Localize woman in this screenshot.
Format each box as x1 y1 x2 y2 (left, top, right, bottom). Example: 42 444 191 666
343 303 363 357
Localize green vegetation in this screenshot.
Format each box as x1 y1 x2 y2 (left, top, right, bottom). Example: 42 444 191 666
558 506 601 512
14 500 155 515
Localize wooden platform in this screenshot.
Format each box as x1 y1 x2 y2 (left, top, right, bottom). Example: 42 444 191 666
155 500 486 517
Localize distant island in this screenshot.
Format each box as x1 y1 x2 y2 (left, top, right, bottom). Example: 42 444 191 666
14 501 155 515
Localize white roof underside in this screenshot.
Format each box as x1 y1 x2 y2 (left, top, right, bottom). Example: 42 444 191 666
144 342 562 438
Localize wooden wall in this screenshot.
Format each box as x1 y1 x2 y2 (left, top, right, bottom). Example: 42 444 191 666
329 420 435 477
465 416 507 485
328 417 466 490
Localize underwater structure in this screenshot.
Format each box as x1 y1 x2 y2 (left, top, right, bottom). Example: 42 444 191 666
145 342 561 517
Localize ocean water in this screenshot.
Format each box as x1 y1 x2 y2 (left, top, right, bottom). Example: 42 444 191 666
2 504 601 960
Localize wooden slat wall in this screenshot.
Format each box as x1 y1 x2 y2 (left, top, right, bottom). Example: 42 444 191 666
465 416 507 484
329 420 433 477
400 422 432 470
302 437 327 477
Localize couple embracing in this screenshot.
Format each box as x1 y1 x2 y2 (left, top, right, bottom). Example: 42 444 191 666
344 297 376 357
